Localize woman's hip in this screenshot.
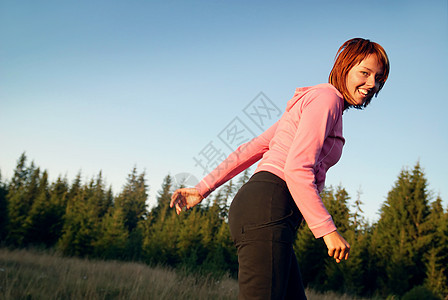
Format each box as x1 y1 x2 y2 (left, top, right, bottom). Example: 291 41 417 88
228 171 302 245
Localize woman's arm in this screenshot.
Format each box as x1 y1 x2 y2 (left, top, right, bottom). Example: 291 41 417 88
284 89 342 238
171 120 279 213
195 120 279 198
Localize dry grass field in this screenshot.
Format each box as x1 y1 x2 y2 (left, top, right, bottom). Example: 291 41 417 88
0 248 372 299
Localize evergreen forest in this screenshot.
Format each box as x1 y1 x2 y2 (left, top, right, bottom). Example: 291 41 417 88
0 153 447 299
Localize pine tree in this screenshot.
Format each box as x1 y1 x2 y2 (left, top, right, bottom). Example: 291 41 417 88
320 186 353 293
142 174 179 265
58 173 106 256
94 205 129 260
294 185 371 295
323 186 351 233
112 168 148 260
295 221 327 291
342 225 375 296
200 190 223 251
9 153 29 191
294 187 338 290
57 172 83 254
424 197 448 298
23 170 51 246
45 176 69 246
115 168 148 233
176 208 206 269
219 180 235 219
23 175 69 247
214 219 238 275
6 154 39 246
142 207 180 266
344 191 378 297
67 172 82 201
58 186 91 256
373 162 432 296
351 188 366 232
202 190 238 275
86 172 111 219
149 174 172 224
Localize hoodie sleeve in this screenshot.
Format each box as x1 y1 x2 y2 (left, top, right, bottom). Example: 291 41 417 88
283 88 342 238
195 120 279 198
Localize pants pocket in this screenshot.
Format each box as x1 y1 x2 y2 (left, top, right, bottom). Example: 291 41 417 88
241 209 296 243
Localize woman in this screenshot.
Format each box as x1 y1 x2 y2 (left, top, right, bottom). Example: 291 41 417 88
170 38 390 299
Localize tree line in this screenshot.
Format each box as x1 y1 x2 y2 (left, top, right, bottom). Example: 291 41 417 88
0 153 447 299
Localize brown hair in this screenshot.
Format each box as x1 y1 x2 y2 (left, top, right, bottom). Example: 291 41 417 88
329 38 390 108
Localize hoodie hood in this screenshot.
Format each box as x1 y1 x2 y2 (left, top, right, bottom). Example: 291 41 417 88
286 83 343 112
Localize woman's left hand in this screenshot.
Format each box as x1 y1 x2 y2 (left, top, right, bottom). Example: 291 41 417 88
322 230 350 263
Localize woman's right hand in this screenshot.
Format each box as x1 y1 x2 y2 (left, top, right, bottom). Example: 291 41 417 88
170 188 204 215
322 230 350 263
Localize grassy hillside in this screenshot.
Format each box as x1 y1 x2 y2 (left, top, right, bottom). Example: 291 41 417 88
0 248 373 299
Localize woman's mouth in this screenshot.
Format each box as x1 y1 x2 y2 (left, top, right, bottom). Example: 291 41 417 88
358 88 369 97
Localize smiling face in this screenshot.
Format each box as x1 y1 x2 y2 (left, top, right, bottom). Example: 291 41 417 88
329 38 390 109
345 54 384 107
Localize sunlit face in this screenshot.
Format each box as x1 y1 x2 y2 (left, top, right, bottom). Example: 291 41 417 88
346 54 384 106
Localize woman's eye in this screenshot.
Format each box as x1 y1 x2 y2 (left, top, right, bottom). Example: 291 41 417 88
361 71 369 76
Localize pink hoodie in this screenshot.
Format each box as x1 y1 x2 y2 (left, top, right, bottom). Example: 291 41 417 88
195 83 345 238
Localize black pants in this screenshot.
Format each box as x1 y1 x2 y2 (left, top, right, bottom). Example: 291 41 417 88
228 171 307 300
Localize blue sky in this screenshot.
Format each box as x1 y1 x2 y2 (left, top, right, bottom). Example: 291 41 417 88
1 0 447 222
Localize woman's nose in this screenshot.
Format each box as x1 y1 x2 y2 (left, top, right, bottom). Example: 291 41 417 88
366 75 376 87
